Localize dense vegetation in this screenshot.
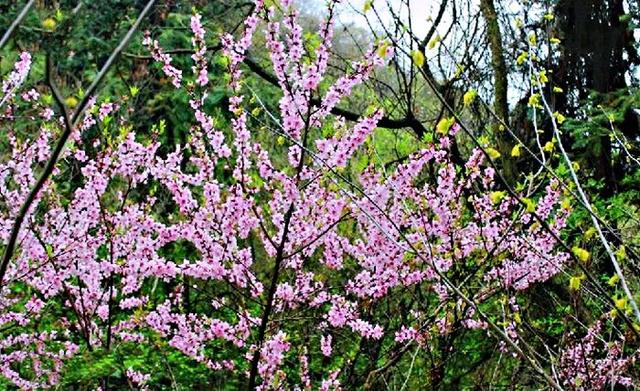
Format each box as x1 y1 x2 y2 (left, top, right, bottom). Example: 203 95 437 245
1 0 640 389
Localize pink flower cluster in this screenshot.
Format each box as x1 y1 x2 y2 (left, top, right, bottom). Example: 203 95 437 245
143 34 182 88
190 14 208 86
0 0 613 389
559 318 637 389
1 52 31 107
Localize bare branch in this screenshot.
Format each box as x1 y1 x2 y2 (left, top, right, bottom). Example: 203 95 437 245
0 0 36 51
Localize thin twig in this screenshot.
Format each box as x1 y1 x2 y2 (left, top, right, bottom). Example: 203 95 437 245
0 0 36 50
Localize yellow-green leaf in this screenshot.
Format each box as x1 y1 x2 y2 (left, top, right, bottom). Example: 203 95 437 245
515 17 523 29
377 41 390 59
486 147 501 159
522 197 536 213
42 18 57 31
511 144 521 157
516 51 528 65
463 90 477 106
553 111 566 124
45 244 54 258
427 35 440 50
64 96 78 108
436 117 455 135
538 70 548 84
572 247 590 263
528 93 541 108
569 275 583 291
363 0 373 12
412 49 425 67
490 191 506 204
615 297 627 310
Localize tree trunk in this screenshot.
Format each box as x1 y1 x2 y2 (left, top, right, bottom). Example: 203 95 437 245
479 0 515 183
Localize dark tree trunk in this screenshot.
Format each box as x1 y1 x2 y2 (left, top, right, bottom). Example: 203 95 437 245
555 0 632 195
479 0 515 183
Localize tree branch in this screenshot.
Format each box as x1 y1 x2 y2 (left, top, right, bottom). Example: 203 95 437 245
0 0 36 51
242 57 429 136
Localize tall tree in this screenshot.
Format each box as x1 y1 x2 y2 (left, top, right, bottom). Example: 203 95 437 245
480 0 515 182
555 0 639 194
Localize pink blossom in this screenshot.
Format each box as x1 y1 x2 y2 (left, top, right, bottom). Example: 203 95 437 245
320 334 332 357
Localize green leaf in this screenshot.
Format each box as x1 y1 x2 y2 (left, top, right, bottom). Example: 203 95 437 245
411 49 424 67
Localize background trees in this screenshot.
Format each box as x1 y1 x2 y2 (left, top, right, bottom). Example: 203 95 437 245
0 0 639 389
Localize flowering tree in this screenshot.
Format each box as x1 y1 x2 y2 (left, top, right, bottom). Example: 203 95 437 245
0 0 637 389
